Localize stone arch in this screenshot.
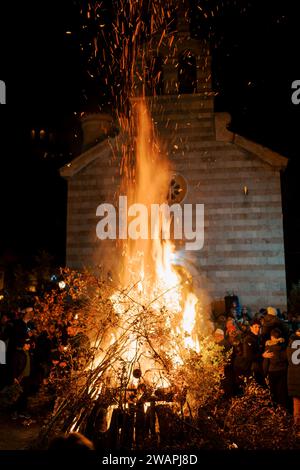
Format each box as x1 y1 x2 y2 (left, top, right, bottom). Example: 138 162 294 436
178 50 197 94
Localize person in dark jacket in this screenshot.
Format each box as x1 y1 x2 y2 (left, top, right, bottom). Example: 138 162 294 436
261 306 289 344
262 327 288 407
6 310 33 364
287 328 300 426
234 319 265 386
11 338 32 419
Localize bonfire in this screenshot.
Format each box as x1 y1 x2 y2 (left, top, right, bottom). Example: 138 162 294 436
33 1 300 451
36 0 227 450
37 91 225 449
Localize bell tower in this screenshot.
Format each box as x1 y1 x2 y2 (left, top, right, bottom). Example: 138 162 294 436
148 0 211 95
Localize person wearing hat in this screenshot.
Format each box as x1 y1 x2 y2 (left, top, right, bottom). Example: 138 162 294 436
213 328 225 344
261 306 289 345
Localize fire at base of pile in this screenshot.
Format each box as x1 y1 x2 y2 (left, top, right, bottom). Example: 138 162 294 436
37 269 226 450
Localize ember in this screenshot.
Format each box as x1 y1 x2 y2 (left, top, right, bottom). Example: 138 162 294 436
39 0 225 449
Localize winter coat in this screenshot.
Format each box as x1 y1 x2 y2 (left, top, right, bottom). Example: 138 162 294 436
261 315 289 342
233 331 262 374
263 337 287 375
287 335 300 398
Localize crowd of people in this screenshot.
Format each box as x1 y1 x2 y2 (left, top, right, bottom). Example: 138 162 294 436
212 306 300 427
1 302 300 430
0 306 90 420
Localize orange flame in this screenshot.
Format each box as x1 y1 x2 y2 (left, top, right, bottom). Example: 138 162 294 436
108 99 201 385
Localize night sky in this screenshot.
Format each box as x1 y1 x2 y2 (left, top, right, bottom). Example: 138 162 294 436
0 0 299 291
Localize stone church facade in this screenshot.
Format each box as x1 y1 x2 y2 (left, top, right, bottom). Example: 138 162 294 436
61 3 288 313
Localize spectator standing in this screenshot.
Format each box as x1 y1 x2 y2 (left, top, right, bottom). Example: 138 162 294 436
11 338 33 419
7 309 33 360
262 327 288 407
238 307 251 332
261 306 289 344
234 319 265 386
215 314 226 333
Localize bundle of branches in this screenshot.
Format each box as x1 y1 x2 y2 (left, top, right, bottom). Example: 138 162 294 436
224 380 299 450
33 269 226 450
32 267 115 335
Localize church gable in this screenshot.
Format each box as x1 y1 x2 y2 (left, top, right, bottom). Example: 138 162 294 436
60 0 288 310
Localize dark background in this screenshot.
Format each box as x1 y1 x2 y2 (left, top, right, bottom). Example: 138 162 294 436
0 0 299 292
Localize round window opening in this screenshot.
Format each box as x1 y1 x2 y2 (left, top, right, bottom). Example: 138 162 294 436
168 173 188 204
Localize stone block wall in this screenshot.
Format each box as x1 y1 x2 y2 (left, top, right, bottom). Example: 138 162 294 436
150 94 287 311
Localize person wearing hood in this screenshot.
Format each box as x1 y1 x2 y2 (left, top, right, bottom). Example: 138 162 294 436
262 327 288 407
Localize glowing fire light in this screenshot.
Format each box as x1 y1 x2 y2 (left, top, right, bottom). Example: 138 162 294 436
182 293 200 352
107 99 201 385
